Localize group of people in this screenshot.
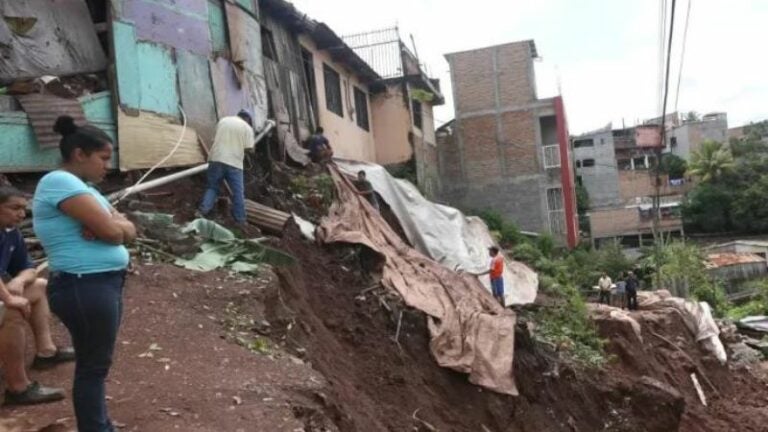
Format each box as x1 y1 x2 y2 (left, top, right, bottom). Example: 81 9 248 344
597 271 639 310
0 115 136 431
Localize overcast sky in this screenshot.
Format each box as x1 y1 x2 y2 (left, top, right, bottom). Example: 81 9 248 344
291 0 768 135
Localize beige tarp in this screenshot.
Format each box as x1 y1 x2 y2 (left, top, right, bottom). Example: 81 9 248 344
318 166 519 396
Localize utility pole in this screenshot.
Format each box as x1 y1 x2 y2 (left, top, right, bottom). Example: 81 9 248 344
654 0 677 291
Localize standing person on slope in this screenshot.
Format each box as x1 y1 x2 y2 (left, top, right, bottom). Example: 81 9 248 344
34 115 136 432
474 246 506 306
198 110 255 230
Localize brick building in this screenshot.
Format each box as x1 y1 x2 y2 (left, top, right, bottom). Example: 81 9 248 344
436 40 578 247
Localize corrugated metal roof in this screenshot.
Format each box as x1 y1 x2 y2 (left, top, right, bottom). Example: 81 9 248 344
18 94 87 149
705 253 766 269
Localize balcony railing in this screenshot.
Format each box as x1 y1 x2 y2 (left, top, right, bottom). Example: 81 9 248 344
543 144 561 169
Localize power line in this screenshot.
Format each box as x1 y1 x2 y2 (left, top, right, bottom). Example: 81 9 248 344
674 0 692 113
657 0 668 115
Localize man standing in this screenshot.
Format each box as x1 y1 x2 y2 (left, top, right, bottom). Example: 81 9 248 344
353 170 379 211
598 272 613 305
626 271 639 311
199 110 255 228
306 127 333 164
0 186 73 405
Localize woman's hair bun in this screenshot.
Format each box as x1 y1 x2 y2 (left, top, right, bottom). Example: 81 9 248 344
53 115 78 137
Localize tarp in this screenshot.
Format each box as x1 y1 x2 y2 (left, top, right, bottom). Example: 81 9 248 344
335 160 538 306
737 316 768 334
0 0 108 82
638 290 727 364
319 166 519 396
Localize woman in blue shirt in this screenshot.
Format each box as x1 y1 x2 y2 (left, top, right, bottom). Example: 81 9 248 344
33 115 136 432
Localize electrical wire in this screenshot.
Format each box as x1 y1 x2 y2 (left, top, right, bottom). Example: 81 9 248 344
674 0 692 113
112 104 188 205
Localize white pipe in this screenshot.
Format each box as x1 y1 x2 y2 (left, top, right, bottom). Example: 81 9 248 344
109 119 277 203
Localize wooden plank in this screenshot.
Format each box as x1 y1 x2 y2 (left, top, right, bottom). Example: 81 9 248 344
112 21 141 109
117 110 204 171
177 50 218 145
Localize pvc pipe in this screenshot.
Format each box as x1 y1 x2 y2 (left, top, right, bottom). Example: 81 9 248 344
109 119 277 203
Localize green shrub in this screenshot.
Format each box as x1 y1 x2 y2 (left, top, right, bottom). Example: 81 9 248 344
512 243 544 265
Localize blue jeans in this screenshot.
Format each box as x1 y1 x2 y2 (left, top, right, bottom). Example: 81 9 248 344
491 278 505 298
48 271 126 432
199 161 246 223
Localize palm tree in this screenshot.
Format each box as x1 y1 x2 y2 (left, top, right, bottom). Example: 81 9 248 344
687 140 736 182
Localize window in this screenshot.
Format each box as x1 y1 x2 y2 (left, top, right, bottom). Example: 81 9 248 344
543 144 561 168
670 136 678 147
353 87 369 131
323 63 342 117
573 139 594 148
412 99 423 129
576 160 582 168
618 159 632 170
546 187 566 235
581 159 595 168
301 48 317 115
261 27 278 61
633 157 646 169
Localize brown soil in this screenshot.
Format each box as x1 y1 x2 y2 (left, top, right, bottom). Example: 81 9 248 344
1 265 334 432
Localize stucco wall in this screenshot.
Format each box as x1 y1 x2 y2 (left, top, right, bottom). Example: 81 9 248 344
300 36 376 162
371 85 412 164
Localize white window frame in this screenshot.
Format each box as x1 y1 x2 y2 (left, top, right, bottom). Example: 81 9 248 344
543 144 561 169
546 187 566 235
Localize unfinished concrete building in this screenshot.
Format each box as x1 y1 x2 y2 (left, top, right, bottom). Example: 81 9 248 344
437 41 578 247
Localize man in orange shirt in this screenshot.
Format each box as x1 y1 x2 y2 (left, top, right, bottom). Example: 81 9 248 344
475 246 505 306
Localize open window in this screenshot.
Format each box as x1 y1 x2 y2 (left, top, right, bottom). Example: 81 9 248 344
261 27 278 61
412 99 423 130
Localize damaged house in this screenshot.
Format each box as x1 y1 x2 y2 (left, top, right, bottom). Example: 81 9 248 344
0 0 268 172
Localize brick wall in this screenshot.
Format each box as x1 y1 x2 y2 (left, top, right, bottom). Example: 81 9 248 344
448 41 535 115
618 171 693 202
500 111 538 175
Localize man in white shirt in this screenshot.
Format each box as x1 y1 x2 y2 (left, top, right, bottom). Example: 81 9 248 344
597 272 613 305
198 110 255 226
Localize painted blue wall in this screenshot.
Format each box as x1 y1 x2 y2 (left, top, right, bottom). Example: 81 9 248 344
0 92 116 172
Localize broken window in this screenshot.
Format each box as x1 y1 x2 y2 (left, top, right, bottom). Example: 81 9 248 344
323 63 342 117
412 99 423 130
354 87 369 131
301 48 317 120
261 27 278 61
573 138 594 148
582 159 595 168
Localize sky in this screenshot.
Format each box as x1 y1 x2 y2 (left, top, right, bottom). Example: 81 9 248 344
290 0 768 135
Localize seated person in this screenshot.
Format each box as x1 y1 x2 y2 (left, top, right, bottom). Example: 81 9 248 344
0 186 73 406
306 126 333 164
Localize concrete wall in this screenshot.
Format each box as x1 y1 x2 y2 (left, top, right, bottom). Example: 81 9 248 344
573 130 621 208
589 206 683 239
299 35 376 162
669 114 728 160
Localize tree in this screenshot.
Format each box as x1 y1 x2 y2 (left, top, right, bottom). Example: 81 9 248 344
659 153 688 180
686 140 736 182
731 174 768 233
682 183 733 233
685 111 700 122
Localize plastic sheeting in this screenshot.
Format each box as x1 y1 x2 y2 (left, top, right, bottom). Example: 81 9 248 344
335 160 538 306
0 0 107 82
638 290 727 364
319 166 519 395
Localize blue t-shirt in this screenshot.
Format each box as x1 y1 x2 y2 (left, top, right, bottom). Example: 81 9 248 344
307 134 329 155
0 228 35 280
33 170 129 274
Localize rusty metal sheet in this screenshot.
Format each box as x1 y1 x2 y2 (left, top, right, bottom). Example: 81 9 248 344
17 94 88 149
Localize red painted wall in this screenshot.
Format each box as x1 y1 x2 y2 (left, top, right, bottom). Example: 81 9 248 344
554 96 579 249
